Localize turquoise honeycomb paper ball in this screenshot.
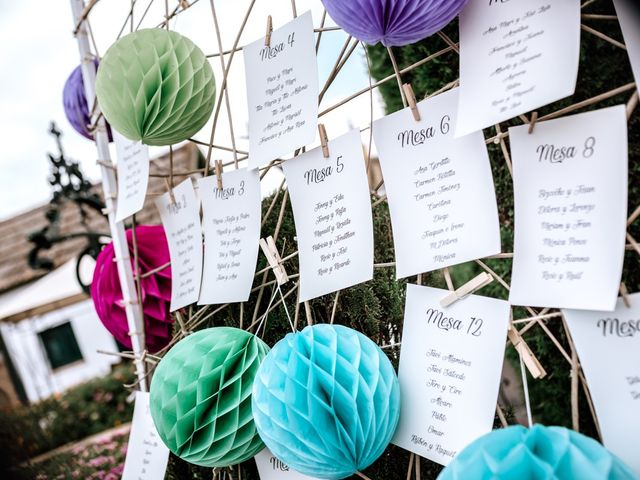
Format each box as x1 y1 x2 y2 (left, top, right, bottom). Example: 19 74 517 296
95 28 215 146
438 424 636 480
150 327 269 467
252 324 401 479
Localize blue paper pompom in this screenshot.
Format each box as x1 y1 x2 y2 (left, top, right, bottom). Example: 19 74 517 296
252 324 401 479
438 424 636 480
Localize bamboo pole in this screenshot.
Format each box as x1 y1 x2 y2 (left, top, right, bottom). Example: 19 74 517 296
70 0 148 391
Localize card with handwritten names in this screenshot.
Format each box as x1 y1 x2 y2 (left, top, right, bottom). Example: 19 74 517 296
282 129 373 302
613 0 640 87
455 0 581 137
155 178 203 311
563 295 640 475
244 11 319 169
372 88 501 279
198 169 261 304
114 130 149 222
255 449 319 480
121 392 169 480
392 284 510 466
509 105 627 311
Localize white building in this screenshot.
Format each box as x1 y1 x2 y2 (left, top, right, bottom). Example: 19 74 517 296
0 260 119 403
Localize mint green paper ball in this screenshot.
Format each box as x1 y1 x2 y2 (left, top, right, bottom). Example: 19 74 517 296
149 328 269 467
95 28 215 146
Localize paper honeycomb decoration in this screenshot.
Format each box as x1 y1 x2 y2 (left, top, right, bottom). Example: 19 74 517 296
438 424 636 480
252 324 401 479
95 28 215 146
63 61 113 141
321 0 469 47
91 225 172 353
150 327 269 467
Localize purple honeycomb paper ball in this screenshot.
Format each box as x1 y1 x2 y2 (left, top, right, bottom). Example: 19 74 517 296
63 62 113 141
321 0 469 47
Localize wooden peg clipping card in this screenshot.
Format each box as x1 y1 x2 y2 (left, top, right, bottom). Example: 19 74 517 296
620 282 631 308
507 325 547 379
259 236 289 285
215 160 223 190
528 111 539 134
318 123 330 158
265 15 273 47
440 272 494 307
402 83 421 122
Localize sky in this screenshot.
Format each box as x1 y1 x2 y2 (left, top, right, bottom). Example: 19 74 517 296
0 0 384 221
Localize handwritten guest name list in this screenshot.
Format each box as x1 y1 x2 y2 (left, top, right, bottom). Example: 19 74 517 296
121 392 169 480
282 129 373 302
372 89 501 279
254 449 319 480
198 169 261 304
244 11 319 168
393 285 510 466
155 178 203 311
114 130 149 222
563 294 640 476
456 0 580 137
509 105 627 311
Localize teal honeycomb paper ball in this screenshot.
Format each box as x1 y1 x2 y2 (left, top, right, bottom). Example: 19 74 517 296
252 324 401 479
438 424 636 480
150 327 269 467
95 28 215 146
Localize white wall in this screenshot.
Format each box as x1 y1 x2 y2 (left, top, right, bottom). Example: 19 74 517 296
0 299 120 403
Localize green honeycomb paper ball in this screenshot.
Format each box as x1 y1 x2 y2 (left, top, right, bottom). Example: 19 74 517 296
149 327 269 467
95 28 215 146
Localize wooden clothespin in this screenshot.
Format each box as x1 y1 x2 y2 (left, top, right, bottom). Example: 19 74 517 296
164 177 176 205
620 282 631 308
440 272 494 307
215 160 223 190
528 111 539 134
318 124 330 158
402 83 421 122
507 324 547 379
259 236 289 285
265 15 273 47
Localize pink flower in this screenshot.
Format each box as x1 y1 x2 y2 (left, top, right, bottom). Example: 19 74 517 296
87 455 109 468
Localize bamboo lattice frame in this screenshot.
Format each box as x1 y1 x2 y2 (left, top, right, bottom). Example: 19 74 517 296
72 0 639 478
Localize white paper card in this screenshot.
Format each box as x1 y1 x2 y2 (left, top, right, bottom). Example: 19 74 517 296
244 11 319 169
155 178 203 311
255 449 319 480
372 89 501 279
509 106 627 311
393 284 510 466
613 0 640 88
198 169 261 304
114 130 149 222
282 129 373 302
456 0 581 137
563 295 640 475
122 391 169 480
